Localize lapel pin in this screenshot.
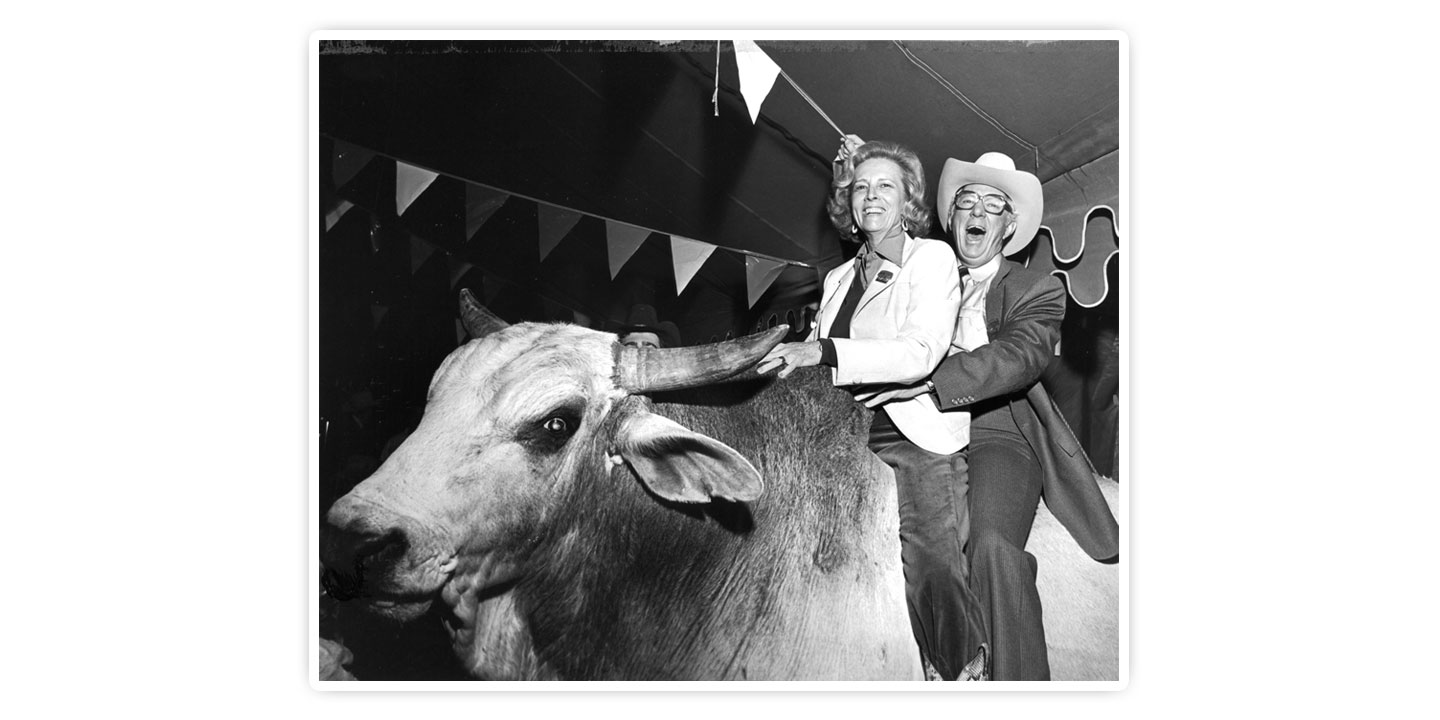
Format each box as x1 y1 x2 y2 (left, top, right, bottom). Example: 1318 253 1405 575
875 270 893 284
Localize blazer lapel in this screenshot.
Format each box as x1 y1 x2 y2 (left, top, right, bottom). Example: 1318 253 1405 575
853 256 900 315
816 259 857 338
985 260 1015 327
853 234 913 316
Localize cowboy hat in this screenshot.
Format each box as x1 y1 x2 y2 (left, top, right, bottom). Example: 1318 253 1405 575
619 304 682 347
937 152 1044 256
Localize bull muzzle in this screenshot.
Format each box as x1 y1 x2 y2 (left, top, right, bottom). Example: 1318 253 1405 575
320 521 409 602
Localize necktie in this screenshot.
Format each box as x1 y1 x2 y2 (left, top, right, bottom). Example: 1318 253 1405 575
955 267 988 352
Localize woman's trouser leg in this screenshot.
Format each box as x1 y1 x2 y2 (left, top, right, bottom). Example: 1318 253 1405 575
871 431 987 680
967 435 1047 680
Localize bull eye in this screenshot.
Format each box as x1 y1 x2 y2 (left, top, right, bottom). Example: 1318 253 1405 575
518 406 583 454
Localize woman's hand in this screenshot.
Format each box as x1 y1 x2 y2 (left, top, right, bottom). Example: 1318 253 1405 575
756 341 823 379
834 134 865 163
853 382 930 409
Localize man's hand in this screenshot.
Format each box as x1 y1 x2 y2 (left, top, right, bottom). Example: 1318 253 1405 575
757 341 823 379
853 382 930 408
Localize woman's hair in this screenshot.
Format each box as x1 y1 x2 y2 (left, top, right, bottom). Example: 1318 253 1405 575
826 140 932 240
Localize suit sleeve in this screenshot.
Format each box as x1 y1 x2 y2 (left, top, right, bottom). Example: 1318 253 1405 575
829 241 961 385
931 271 1065 410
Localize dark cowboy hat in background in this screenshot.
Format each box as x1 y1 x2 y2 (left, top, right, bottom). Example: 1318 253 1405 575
618 304 682 347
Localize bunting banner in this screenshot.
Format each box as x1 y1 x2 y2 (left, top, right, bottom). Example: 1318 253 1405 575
733 40 781 124
332 141 374 188
670 236 716 295
537 205 583 261
395 162 439 216
409 234 435 274
324 200 355 232
466 184 510 241
605 221 651 279
744 255 786 308
327 136 816 339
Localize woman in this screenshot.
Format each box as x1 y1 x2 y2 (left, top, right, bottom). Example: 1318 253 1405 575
862 151 1119 680
757 136 987 681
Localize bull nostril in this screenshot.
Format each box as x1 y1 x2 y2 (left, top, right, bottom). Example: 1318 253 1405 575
319 526 409 601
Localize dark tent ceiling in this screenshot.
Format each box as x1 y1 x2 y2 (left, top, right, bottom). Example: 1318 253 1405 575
318 38 1120 343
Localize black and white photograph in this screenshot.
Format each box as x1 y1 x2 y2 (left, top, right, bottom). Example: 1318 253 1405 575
311 34 1125 687
11 2 1440 716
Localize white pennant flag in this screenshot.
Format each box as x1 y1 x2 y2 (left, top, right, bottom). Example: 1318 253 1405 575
670 236 716 295
396 162 439 216
324 200 354 232
733 40 781 124
745 255 786 308
537 205 583 261
606 221 651 279
466 185 509 241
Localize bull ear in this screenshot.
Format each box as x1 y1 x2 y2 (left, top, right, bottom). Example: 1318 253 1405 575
616 412 764 503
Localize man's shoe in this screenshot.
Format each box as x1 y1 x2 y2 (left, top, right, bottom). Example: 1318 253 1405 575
957 644 989 681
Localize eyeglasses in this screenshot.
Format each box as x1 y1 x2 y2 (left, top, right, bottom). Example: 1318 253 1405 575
954 191 1012 215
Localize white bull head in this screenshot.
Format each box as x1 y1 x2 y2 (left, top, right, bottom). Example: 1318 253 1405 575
321 291 788 632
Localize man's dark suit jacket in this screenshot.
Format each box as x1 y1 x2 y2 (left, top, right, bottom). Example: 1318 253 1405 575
930 259 1119 562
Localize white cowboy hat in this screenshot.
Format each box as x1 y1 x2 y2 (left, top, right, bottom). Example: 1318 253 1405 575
936 152 1044 256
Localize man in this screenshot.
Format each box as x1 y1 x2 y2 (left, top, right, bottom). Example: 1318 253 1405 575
858 152 1118 680
618 304 681 348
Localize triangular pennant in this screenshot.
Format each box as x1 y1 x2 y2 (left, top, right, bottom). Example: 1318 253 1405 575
332 141 374 188
448 258 475 289
733 40 781 124
409 234 435 274
395 162 439 216
466 185 510 240
370 303 389 328
744 255 786 308
670 236 716 295
537 205 583 261
324 200 355 232
606 221 651 279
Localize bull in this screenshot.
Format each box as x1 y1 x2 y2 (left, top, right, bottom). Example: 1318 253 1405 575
321 291 921 680
320 292 1119 682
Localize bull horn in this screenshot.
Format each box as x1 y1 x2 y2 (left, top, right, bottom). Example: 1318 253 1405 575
458 289 510 339
615 325 790 394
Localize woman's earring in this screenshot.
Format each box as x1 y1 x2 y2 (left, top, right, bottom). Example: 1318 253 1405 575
850 224 858 235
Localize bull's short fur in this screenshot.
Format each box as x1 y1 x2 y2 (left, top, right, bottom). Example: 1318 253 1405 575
518 366 913 679
324 323 920 681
